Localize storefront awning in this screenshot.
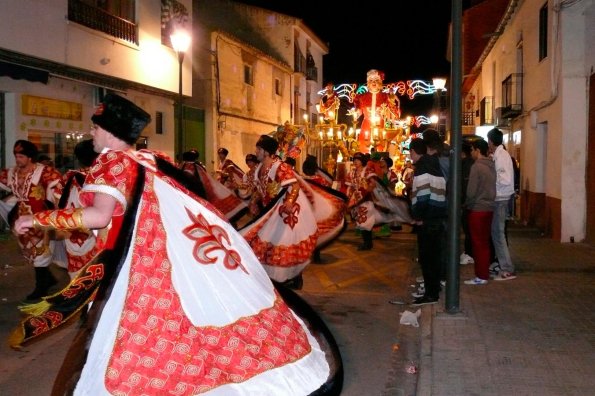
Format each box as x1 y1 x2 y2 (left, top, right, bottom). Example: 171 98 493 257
0 60 49 84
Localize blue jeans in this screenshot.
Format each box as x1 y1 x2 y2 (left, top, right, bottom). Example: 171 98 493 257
491 199 514 273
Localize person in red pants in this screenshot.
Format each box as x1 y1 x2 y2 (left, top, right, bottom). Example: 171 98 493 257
464 138 496 285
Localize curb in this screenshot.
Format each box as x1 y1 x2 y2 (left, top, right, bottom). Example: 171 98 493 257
416 304 434 396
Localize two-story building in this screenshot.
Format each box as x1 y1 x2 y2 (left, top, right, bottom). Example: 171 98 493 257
0 0 192 171
191 0 327 171
462 0 595 243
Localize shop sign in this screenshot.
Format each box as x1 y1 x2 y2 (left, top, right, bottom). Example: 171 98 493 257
21 95 83 121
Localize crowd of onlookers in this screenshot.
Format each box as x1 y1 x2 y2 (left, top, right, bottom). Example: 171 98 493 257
405 127 518 307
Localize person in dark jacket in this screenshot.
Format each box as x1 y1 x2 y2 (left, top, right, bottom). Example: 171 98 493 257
409 138 447 306
422 128 449 284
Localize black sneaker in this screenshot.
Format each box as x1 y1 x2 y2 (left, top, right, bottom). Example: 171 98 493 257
411 296 438 306
489 262 501 278
278 274 303 290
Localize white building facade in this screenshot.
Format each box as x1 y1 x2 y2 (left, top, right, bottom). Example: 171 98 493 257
0 0 192 169
193 1 327 171
464 0 595 243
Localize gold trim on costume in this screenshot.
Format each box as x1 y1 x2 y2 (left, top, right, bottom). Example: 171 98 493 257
286 187 299 205
33 208 86 231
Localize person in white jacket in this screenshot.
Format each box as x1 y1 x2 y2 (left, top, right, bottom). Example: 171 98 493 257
487 128 516 280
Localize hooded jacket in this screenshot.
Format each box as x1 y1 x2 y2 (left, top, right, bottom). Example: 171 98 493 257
465 157 496 212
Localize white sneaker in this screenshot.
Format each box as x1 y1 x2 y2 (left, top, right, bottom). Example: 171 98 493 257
460 253 474 265
494 272 517 281
464 277 488 285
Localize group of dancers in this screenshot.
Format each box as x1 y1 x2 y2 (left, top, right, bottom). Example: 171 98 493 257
3 92 413 395
180 137 412 287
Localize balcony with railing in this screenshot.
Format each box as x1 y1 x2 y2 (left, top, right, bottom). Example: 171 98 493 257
292 44 306 74
68 0 138 45
500 73 522 118
463 111 475 126
305 51 318 81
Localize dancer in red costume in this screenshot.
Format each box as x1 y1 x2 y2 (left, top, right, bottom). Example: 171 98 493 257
240 137 346 285
346 152 411 250
58 139 99 279
318 82 340 123
302 155 331 187
350 69 400 153
215 147 245 193
179 148 247 223
12 94 338 395
240 135 318 289
0 140 64 301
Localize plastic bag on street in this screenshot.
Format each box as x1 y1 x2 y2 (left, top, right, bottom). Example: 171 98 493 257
399 309 421 327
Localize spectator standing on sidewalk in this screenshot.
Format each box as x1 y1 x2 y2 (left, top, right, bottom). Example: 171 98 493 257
409 138 447 306
487 128 516 280
422 128 449 285
460 141 475 265
463 138 496 285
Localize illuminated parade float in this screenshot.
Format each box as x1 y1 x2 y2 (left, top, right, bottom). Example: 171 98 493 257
293 71 447 180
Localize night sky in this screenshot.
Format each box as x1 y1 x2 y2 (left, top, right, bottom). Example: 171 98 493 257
238 1 453 83
238 0 459 115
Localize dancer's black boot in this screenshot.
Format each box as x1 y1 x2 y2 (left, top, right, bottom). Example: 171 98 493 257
276 273 304 290
357 230 373 251
25 267 57 302
312 248 322 263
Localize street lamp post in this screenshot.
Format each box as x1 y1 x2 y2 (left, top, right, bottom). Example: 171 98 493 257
170 29 191 160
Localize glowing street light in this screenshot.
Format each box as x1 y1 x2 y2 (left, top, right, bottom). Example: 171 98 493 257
171 29 191 159
432 77 447 92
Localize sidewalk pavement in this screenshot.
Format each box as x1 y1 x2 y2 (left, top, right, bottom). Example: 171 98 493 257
416 224 595 396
